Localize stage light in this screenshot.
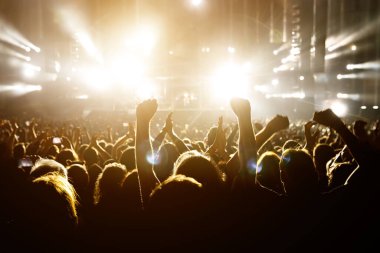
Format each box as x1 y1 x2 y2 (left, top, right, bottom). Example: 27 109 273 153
227 47 236 54
83 69 109 91
136 80 157 100
191 0 203 7
360 106 367 109
75 95 89 100
337 74 343 80
0 83 41 96
125 25 158 56
210 62 250 101
55 61 61 73
299 75 304 81
331 101 347 117
351 45 357 51
272 79 279 86
75 32 102 62
373 105 379 110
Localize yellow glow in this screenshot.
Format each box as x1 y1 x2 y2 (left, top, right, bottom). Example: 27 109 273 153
191 0 203 7
331 101 347 117
125 25 158 56
83 69 109 91
210 62 250 101
75 32 102 62
111 57 146 86
136 80 157 100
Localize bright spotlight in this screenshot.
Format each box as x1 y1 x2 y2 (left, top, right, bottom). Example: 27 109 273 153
351 45 357 51
191 0 203 7
136 80 157 100
271 79 279 86
125 25 158 55
373 105 379 110
210 62 250 101
337 74 343 80
299 75 305 81
331 101 348 117
83 69 109 91
360 105 367 109
227 47 236 54
23 68 36 78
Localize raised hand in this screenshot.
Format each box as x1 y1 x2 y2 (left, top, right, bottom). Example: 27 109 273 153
136 99 158 123
313 109 344 130
304 121 320 153
266 115 289 133
230 98 251 119
163 112 173 134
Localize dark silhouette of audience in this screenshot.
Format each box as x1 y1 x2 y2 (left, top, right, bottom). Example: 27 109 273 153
1 96 380 252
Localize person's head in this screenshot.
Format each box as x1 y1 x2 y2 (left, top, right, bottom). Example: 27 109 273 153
83 147 99 165
77 144 89 161
148 175 203 221
121 169 142 212
56 149 78 167
154 142 180 182
313 144 335 174
67 164 89 194
13 143 26 161
279 149 319 197
29 173 78 240
46 145 59 159
30 158 67 179
173 150 225 191
94 162 127 205
282 140 301 153
257 151 283 194
119 147 136 172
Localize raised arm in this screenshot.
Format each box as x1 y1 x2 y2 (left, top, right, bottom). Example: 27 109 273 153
152 113 171 153
304 121 319 155
313 109 373 169
256 115 289 152
164 112 190 154
135 99 160 207
230 98 257 186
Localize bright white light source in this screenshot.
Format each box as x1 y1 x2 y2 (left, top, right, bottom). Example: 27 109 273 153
210 62 249 101
191 0 203 7
55 61 61 73
75 95 89 100
169 51 174 55
136 80 157 100
273 50 278 55
346 64 354 70
111 57 146 86
271 79 279 86
337 74 343 80
125 25 158 56
373 105 379 110
242 61 252 72
227 46 236 54
75 32 102 62
331 101 347 117
351 45 357 51
299 75 305 81
360 106 367 109
83 69 109 91
23 68 36 78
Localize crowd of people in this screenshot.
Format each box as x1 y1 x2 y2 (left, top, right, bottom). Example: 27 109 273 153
1 97 380 252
